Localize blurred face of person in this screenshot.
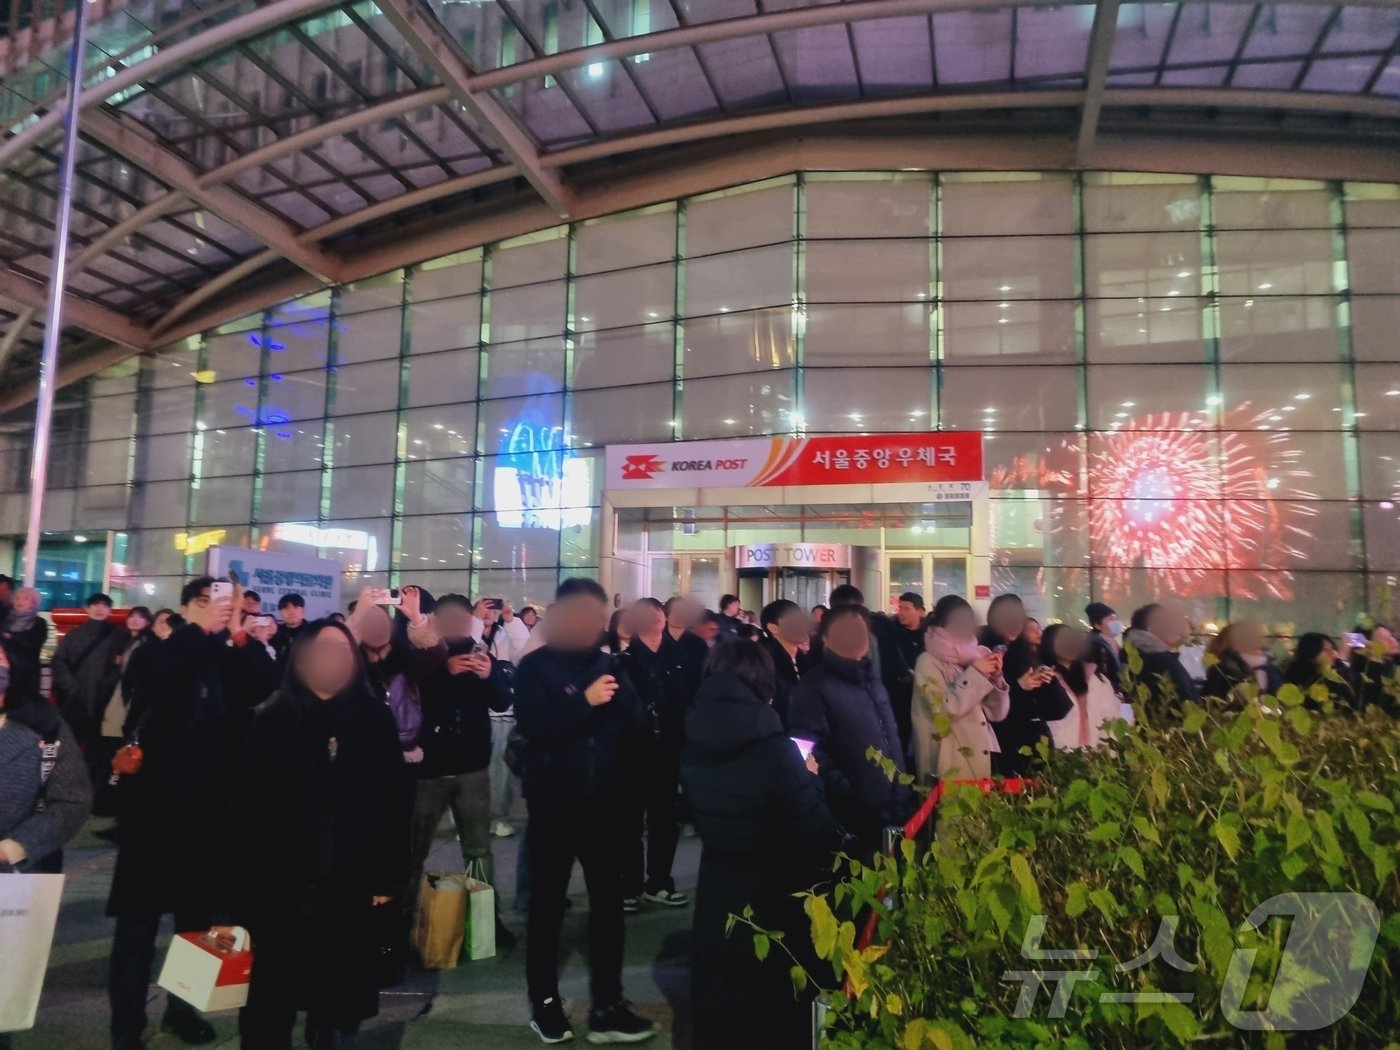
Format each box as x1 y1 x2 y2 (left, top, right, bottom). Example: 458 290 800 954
1023 618 1044 648
434 602 472 641
1318 639 1338 669
811 607 825 626
1375 626 1400 657
127 611 151 635
358 607 392 650
281 604 305 629
772 606 811 647
1233 621 1266 656
0 581 11 605
249 618 276 645
937 604 978 645
1101 615 1123 638
547 593 609 650
665 599 692 633
88 600 113 622
153 611 174 640
1052 626 1087 665
988 601 1024 643
11 588 39 616
521 607 538 630
1148 606 1189 648
298 627 357 700
629 601 665 638
242 594 261 615
825 610 870 662
721 598 740 618
696 619 719 645
896 600 923 631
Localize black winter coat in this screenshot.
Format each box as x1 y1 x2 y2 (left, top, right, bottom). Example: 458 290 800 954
107 625 230 918
1203 652 1284 707
874 616 922 754
1350 656 1400 716
682 672 843 1050
1 616 48 706
1088 630 1122 692
221 678 409 1027
990 636 1073 776
788 650 912 853
759 634 802 729
51 618 123 731
617 632 696 749
513 645 646 800
410 638 510 777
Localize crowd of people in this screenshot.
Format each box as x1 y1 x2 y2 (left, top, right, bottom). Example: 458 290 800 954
1 568 1398 1050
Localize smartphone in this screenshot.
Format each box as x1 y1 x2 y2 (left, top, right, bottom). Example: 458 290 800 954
993 644 1009 654
1344 632 1367 649
373 587 402 607
210 581 234 602
791 736 816 761
487 597 505 612
250 615 275 629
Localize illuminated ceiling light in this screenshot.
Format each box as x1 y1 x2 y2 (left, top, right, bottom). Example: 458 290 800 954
1176 270 1191 278
1267 478 1281 489
849 413 862 421
723 418 737 425
1355 412 1368 418
1387 390 1400 397
74 534 88 543
718 306 730 313
1382 501 1396 510
433 423 444 429
646 311 659 319
1122 401 1135 408
1269 415 1283 422
998 318 1009 324
1259 282 1273 290
1295 393 1311 400
1167 289 1181 297
998 302 1009 309
1206 395 1223 405
587 62 604 78
999 285 1011 292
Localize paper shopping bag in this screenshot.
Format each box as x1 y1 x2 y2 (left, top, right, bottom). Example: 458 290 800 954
463 873 496 961
157 927 253 1012
414 874 467 970
0 873 65 1032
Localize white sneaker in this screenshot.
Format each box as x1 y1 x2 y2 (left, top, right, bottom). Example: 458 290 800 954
492 821 516 838
642 888 690 908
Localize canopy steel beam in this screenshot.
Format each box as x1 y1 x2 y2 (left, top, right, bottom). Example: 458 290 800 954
0 266 149 348
84 108 344 283
1078 0 1121 165
374 0 572 216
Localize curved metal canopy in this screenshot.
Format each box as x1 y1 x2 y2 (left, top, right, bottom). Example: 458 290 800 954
1 0 1399 401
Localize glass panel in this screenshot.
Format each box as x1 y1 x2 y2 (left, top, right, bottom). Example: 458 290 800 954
1354 365 1400 430
1351 296 1400 361
1087 364 1212 429
1218 296 1343 362
888 555 923 607
402 458 475 516
1224 501 1357 571
683 307 794 377
332 359 402 416
1215 229 1335 297
933 557 968 602
650 556 681 602
941 174 1075 236
570 384 674 446
572 323 674 389
574 206 676 274
943 300 1077 364
685 243 794 316
805 240 931 302
488 282 566 343
1086 296 1206 363
483 339 566 400
490 229 568 288
339 273 402 315
408 295 481 354
399 514 474 568
197 378 259 430
407 348 480 407
270 369 328 423
689 556 723 612
574 264 674 332
329 465 394 519
1211 177 1333 230
805 303 931 368
263 421 325 473
1218 363 1347 430
142 433 192 481
941 236 1076 301
943 366 1079 432
1083 232 1202 298
680 371 795 439
413 253 483 302
329 412 398 468
804 174 933 238
402 404 476 460
199 426 256 478
146 386 196 434
1082 173 1202 233
257 470 324 524
804 368 932 432
263 315 332 372
1348 229 1400 294
133 481 190 528
189 475 251 527
684 179 794 256
336 307 403 364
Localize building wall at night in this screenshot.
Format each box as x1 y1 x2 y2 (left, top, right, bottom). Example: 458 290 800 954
4 170 1400 634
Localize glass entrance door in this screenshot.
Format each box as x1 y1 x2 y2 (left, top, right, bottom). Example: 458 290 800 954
648 553 724 609
886 551 971 608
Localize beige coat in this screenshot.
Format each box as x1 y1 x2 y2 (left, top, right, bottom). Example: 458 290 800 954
913 652 1011 781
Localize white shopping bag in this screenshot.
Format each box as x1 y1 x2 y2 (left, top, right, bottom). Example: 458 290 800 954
0 873 65 1032
157 927 253 1013
464 859 496 961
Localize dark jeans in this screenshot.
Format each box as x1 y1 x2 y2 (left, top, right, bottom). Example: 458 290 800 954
625 743 681 897
109 911 209 1041
525 794 626 1011
239 995 360 1050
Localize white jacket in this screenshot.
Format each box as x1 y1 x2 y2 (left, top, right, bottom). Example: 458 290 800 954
1047 668 1120 750
913 651 1011 782
471 614 531 664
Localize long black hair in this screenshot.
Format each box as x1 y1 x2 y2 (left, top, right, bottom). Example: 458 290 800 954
1040 623 1091 697
1285 632 1336 686
703 639 776 703
280 618 374 701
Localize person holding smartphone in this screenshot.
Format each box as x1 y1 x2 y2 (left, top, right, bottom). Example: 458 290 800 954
914 595 1010 782
512 579 654 1046
979 594 1070 776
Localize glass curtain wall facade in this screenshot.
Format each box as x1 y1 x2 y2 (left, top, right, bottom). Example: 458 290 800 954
4 171 1400 634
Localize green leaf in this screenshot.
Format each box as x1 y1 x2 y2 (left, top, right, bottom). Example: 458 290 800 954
1088 821 1122 843
1285 812 1313 854
1312 810 1344 865
1355 791 1395 814
1009 852 1042 913
1089 887 1118 920
789 965 808 994
1066 881 1090 918
1120 845 1146 879
1132 814 1161 846
754 933 770 961
1285 707 1314 735
807 895 839 959
1214 821 1241 862
1159 1001 1201 1043
1181 705 1208 733
1280 852 1308 880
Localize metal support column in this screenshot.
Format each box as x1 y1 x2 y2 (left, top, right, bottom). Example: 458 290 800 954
23 0 91 585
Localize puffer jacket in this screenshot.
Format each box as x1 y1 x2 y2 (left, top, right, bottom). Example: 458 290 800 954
788 650 913 852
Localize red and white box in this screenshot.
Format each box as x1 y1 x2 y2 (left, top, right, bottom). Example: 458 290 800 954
157 927 253 1012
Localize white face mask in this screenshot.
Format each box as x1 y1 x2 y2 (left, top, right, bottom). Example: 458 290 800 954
1108 619 1125 638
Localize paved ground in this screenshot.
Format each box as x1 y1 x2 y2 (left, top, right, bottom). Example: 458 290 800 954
11 812 700 1050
